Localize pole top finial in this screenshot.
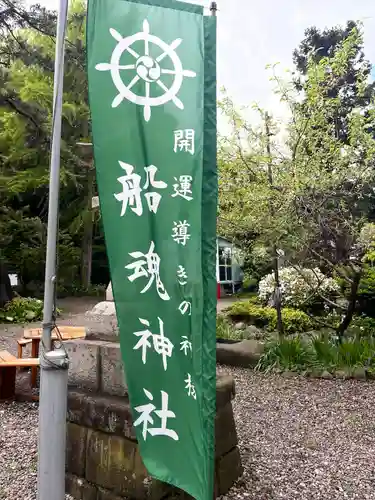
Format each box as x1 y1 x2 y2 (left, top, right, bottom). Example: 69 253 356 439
210 1 217 15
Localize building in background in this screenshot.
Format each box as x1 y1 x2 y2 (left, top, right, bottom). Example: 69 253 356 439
217 236 244 296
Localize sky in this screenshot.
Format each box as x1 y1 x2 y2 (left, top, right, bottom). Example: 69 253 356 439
29 0 375 123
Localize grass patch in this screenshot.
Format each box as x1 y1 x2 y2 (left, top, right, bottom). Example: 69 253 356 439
256 334 375 373
216 315 244 341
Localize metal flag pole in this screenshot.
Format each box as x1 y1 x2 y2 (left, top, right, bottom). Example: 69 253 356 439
37 0 70 499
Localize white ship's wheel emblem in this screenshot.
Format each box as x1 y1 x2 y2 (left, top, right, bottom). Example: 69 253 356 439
95 20 196 122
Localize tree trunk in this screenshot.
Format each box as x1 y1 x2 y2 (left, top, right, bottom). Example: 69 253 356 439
273 248 283 336
336 270 361 340
81 167 95 289
265 113 283 336
0 260 13 308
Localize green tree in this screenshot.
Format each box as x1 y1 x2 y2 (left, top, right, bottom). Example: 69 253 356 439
293 20 375 143
219 25 375 338
0 0 104 292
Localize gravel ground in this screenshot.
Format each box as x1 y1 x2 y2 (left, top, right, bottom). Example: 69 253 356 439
225 368 375 500
2 369 375 499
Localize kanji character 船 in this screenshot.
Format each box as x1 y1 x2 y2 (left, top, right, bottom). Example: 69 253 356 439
114 161 167 216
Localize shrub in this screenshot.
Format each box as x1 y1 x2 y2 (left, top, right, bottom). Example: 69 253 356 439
227 301 275 327
241 276 258 292
0 297 63 324
347 315 375 337
226 301 313 334
258 267 339 310
0 297 44 323
280 308 313 335
56 283 106 298
235 291 259 300
357 267 375 317
339 247 375 318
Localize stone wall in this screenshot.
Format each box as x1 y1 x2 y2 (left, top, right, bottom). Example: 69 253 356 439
65 339 242 500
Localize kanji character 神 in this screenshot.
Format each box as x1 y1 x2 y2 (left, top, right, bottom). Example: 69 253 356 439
133 317 174 371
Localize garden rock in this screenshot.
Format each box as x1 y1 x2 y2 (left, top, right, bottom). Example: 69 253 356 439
352 367 367 380
234 322 245 330
86 301 116 316
216 340 264 368
309 369 323 379
281 371 298 379
321 370 333 380
242 325 263 340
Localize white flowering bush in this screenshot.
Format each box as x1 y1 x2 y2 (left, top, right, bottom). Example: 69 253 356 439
258 267 340 309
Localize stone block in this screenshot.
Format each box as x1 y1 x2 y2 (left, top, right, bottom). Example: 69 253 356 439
67 390 136 440
66 423 88 477
86 429 138 497
216 339 264 368
133 448 171 500
97 488 124 500
66 340 108 392
106 282 113 301
100 343 127 397
215 403 238 458
66 375 243 500
217 447 243 495
216 373 235 410
65 473 97 500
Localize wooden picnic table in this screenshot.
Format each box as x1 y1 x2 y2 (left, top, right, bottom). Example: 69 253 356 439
21 326 86 387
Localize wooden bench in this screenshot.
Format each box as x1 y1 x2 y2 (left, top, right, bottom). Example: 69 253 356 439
0 350 40 401
21 326 86 387
17 338 33 359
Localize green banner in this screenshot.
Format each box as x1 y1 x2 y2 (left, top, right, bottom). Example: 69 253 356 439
87 1 217 499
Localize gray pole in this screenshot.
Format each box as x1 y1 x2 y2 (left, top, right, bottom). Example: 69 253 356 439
37 0 70 499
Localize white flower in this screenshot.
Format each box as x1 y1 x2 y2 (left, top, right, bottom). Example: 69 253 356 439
258 266 339 308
